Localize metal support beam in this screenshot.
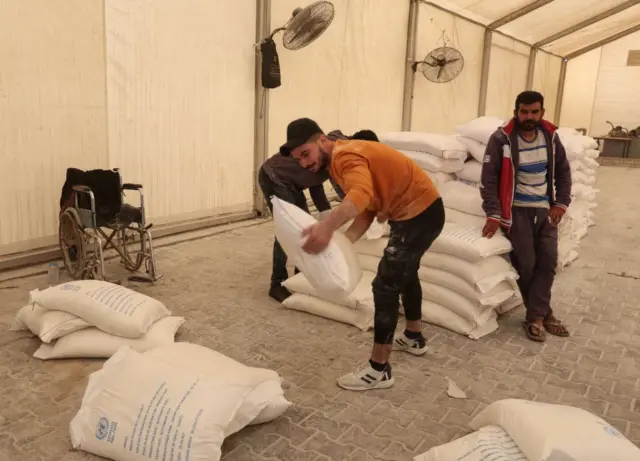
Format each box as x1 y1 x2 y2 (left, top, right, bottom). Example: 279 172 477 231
401 0 420 131
535 0 640 48
554 58 568 125
488 0 555 30
478 29 493 116
253 0 271 216
526 47 538 90
566 23 640 60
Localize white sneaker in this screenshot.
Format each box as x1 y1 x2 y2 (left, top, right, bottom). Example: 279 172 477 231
337 363 395 391
393 333 428 356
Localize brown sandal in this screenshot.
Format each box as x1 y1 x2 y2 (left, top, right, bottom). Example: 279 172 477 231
544 317 570 337
523 321 546 342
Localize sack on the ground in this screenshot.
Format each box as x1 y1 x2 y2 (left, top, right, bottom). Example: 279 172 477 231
455 116 504 145
29 281 170 338
282 270 376 310
439 181 485 217
282 293 374 331
414 425 524 461
470 399 640 461
379 132 468 158
10 303 91 343
271 197 362 294
34 316 184 360
400 150 466 173
456 159 483 183
69 347 254 461
444 208 486 229
144 342 290 435
457 136 488 163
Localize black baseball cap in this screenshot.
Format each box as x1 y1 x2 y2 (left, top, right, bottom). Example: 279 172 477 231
279 118 324 156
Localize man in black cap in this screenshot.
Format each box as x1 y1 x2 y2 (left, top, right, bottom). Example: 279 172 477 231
259 126 349 302
280 117 444 392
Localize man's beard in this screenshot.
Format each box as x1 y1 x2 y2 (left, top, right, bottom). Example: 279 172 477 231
317 149 330 171
516 118 539 131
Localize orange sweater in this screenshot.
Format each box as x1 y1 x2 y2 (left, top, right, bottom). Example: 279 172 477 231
329 139 439 221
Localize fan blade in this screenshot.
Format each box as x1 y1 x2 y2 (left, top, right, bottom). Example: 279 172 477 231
424 60 438 68
444 58 460 65
437 66 443 80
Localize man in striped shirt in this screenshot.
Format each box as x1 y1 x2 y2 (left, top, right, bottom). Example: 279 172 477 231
480 91 572 342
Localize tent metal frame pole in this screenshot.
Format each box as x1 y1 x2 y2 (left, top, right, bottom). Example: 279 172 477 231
534 0 640 48
478 29 492 116
526 47 538 90
554 58 568 125
416 0 563 59
565 24 640 60
402 0 420 131
252 0 271 216
487 0 555 30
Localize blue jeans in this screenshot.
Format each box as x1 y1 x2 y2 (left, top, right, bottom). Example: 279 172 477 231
258 167 308 288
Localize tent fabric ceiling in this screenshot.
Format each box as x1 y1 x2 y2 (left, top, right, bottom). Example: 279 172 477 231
427 0 640 57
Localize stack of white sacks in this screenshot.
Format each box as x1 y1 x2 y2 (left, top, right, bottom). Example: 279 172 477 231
10 280 184 359
277 161 521 340
556 127 600 268
377 131 469 187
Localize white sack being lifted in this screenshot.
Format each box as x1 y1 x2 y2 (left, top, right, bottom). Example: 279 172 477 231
271 196 362 295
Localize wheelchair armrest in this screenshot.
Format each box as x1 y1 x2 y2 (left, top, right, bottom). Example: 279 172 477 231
122 183 143 191
72 185 93 193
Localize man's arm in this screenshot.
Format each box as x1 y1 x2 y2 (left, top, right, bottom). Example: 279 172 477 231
345 210 376 243
480 132 504 223
308 184 331 212
552 136 572 210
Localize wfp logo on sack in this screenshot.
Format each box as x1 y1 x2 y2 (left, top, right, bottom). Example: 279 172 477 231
96 417 109 440
59 283 81 292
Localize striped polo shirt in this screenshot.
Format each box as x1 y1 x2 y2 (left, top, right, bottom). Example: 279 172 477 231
514 129 549 209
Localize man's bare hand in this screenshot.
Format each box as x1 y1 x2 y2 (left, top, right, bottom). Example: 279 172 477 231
482 219 501 239
548 206 565 227
301 221 334 254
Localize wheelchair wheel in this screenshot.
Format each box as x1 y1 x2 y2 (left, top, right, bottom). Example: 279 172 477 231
59 208 86 279
120 227 146 272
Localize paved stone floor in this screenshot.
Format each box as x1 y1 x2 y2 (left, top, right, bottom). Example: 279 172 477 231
1 166 640 461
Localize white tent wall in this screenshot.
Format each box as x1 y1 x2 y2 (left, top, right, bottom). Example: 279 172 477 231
559 49 602 132
267 0 409 156
105 0 257 226
0 0 108 257
485 33 530 119
589 30 640 136
410 3 484 134
532 51 562 123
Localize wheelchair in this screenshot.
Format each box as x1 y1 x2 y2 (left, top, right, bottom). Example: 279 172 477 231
58 168 160 282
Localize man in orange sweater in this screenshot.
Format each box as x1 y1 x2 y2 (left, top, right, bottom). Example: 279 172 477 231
280 118 445 391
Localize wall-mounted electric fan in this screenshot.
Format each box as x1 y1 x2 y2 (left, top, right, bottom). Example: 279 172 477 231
259 1 335 89
412 46 465 84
